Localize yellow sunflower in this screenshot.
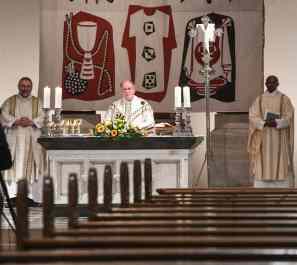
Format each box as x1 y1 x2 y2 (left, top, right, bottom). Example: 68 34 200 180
111 129 118 137
95 124 105 133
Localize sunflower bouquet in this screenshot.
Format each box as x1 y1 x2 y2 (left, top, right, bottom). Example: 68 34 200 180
93 114 145 139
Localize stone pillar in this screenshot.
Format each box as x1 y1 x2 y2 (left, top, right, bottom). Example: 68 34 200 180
208 113 252 187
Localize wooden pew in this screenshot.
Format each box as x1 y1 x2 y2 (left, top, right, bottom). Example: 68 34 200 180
16 181 297 251
9 168 297 263
7 187 297 263
12 160 297 245
143 160 297 207
10 180 297 262
40 170 297 236
84 161 297 220
54 164 297 236
68 161 297 219
34 171 295 231
157 187 297 195
3 249 297 264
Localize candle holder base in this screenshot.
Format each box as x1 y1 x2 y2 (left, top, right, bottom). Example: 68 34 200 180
42 108 52 136
173 107 193 136
174 108 184 136
53 108 64 136
184 107 193 136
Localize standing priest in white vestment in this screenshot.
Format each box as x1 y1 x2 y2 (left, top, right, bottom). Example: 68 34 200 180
247 75 294 188
104 80 155 130
1 77 45 206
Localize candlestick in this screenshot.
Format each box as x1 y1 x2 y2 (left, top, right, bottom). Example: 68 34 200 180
42 108 51 136
43 86 51 109
183 86 191 108
53 108 63 136
184 108 193 136
55 86 62 109
174 86 182 109
174 108 183 136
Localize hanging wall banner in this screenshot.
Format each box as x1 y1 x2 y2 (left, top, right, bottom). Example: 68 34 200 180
179 13 236 103
122 5 177 102
62 12 114 100
39 0 263 112
62 11 115 101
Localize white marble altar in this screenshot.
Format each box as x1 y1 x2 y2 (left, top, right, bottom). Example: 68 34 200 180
39 136 201 204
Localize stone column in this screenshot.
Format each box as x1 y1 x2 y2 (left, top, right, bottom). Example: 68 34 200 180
208 113 252 187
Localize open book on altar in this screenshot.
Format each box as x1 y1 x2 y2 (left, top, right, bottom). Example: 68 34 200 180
264 111 280 121
155 123 175 135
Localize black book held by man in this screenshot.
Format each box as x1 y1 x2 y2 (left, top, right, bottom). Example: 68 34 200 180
265 111 280 122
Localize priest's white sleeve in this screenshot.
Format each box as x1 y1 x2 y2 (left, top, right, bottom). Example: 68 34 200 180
139 104 155 129
275 96 294 129
275 119 289 129
252 119 265 130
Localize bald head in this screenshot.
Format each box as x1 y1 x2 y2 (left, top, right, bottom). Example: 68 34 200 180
121 80 136 101
265 75 279 93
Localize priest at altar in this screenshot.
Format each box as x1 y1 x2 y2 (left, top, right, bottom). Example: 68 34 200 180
0 77 45 206
104 80 155 130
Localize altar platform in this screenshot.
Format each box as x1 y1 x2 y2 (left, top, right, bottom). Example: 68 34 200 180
38 136 202 204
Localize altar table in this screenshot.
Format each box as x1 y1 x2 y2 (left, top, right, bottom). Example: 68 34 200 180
38 136 202 204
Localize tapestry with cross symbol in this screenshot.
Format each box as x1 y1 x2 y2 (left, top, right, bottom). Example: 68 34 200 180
179 13 236 103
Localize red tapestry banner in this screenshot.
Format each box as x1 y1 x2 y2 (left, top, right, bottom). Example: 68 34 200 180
62 11 115 101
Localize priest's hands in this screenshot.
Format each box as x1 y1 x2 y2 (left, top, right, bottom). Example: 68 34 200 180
264 120 277 128
14 117 34 127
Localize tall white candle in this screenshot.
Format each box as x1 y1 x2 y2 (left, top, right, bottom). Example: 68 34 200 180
174 86 182 109
183 86 191 108
55 86 62 109
43 86 51 109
